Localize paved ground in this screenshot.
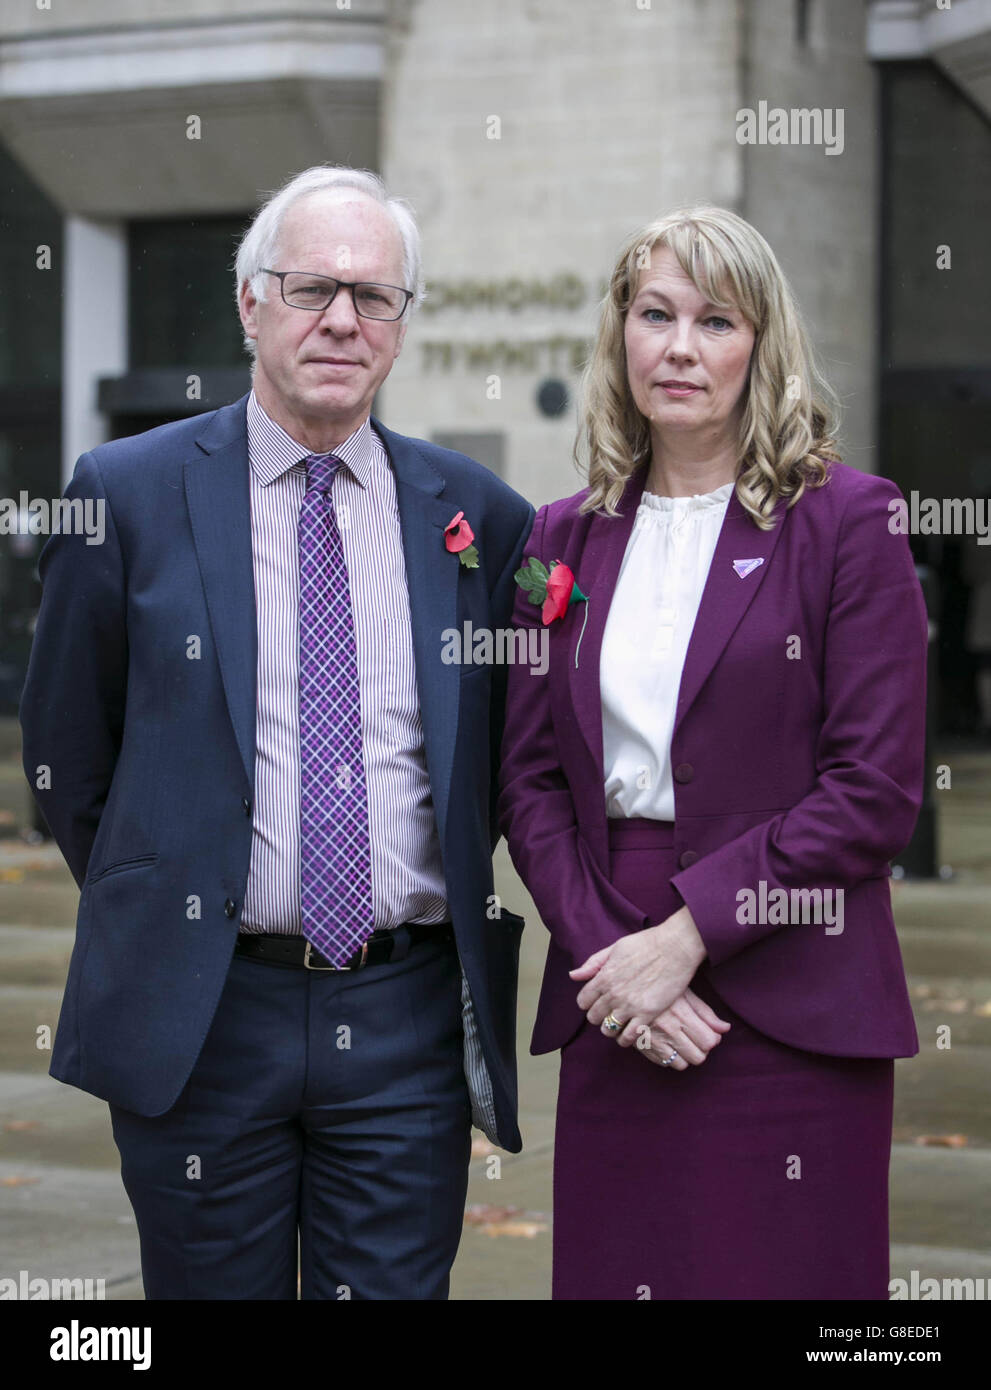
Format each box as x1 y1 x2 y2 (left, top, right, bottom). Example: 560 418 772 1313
1 719 988 1301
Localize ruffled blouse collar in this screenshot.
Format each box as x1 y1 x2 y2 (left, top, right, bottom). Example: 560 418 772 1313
638 480 734 513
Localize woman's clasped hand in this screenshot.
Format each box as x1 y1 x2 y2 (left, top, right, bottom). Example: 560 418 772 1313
569 908 731 1070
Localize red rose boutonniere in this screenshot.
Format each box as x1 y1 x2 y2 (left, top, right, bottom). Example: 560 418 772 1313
444 511 479 568
513 556 589 668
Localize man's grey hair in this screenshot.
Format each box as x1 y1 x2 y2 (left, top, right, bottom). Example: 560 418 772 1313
233 165 425 361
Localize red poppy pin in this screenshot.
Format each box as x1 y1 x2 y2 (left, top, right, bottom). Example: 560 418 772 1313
513 556 589 668
444 511 479 569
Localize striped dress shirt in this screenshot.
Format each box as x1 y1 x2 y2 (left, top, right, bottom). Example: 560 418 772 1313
239 389 497 1136
240 388 448 933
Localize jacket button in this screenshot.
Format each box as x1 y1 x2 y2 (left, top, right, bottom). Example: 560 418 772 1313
242 797 252 816
679 850 698 869
224 898 236 918
674 763 694 784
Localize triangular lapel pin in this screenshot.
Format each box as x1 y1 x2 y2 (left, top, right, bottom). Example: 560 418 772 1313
732 557 764 578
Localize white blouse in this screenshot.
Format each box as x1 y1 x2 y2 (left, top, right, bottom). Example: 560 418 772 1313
601 481 734 820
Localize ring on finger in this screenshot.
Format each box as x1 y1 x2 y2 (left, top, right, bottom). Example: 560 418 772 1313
660 1049 680 1067
602 1012 623 1034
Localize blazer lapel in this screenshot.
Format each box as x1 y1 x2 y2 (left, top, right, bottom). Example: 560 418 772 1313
184 398 258 791
568 463 648 778
371 418 463 853
183 400 467 852
675 489 787 723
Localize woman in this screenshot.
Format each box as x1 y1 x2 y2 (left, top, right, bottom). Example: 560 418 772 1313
496 206 927 1300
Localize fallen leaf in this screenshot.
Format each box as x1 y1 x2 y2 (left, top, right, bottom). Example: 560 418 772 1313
464 1203 521 1225
3 1121 41 1132
974 1001 991 1017
921 996 970 1013
464 1203 549 1237
914 1134 968 1148
0 868 24 882
480 1220 547 1238
0 1175 40 1186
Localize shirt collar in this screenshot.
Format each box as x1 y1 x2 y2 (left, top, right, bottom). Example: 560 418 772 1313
246 387 376 489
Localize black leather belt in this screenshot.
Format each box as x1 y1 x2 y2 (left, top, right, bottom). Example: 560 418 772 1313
234 922 454 971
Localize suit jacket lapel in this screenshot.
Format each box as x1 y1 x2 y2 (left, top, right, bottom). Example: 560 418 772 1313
568 463 648 779
184 398 258 791
675 489 787 721
182 399 469 852
371 417 463 853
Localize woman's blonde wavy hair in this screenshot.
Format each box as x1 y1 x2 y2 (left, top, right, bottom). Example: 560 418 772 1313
576 205 841 525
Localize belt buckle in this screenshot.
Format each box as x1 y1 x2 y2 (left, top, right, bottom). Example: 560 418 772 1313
303 940 338 971
303 940 369 971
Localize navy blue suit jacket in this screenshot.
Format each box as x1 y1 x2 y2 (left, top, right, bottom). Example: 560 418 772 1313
19 393 535 1152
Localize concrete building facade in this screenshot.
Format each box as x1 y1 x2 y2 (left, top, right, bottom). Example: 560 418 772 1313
0 0 988 720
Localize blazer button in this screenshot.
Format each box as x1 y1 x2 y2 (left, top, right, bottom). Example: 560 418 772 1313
674 763 694 784
224 898 236 918
242 797 252 816
679 850 698 869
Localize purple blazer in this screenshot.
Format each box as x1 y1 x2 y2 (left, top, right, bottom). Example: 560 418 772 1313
496 459 927 1059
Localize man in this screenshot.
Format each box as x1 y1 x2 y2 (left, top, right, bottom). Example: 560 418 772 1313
19 165 535 1299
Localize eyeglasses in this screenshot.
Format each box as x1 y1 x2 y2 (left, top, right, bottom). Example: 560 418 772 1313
261 269 413 321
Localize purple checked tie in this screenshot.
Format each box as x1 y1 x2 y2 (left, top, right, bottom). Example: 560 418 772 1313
298 452 375 965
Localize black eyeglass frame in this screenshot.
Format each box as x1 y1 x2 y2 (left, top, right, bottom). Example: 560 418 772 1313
260 268 413 321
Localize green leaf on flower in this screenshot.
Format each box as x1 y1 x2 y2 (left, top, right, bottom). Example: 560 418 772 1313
513 555 550 606
458 543 480 569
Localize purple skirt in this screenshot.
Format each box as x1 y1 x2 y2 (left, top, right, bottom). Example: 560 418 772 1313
552 818 894 1301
